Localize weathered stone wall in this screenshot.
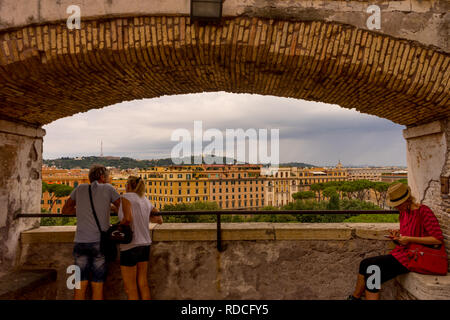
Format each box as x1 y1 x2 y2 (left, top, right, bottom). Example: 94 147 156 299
404 117 450 271
0 0 448 52
395 272 450 300
18 223 401 300
0 120 44 272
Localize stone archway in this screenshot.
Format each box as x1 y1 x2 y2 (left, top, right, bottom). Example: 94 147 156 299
0 13 448 276
0 16 448 126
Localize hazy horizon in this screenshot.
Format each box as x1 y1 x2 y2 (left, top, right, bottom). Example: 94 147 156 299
42 92 407 167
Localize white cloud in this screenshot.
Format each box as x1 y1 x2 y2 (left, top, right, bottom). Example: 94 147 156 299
42 92 406 166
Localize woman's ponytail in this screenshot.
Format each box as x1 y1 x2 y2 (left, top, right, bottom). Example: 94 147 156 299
128 176 146 197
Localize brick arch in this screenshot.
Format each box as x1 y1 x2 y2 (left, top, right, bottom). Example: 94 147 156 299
0 16 448 127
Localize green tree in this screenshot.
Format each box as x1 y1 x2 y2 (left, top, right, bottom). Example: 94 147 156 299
259 206 280 211
326 193 340 210
310 183 324 201
396 178 408 185
344 213 398 223
292 191 315 200
340 182 356 200
40 207 77 226
352 180 374 201
372 182 390 208
42 182 73 211
323 186 338 200
162 201 220 223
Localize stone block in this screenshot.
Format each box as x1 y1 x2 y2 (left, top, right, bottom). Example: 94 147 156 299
396 272 450 300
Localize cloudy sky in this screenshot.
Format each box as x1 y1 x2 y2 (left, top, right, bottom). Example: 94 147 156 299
42 92 407 167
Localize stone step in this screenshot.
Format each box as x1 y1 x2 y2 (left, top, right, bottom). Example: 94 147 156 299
0 269 57 300
396 272 450 300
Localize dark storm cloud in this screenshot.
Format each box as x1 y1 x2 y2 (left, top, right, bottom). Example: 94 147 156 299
43 92 406 166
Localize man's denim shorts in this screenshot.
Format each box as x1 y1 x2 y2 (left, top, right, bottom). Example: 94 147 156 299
73 242 107 283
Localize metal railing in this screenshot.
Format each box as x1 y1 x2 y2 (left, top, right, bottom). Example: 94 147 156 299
15 210 399 252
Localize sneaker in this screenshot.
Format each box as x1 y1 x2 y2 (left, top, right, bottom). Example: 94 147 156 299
347 295 361 300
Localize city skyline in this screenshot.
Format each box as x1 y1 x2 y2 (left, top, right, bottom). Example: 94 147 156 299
42 92 407 167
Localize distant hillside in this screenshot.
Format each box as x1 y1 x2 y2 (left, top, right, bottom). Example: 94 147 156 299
279 162 317 168
44 156 162 169
43 156 317 170
44 155 253 169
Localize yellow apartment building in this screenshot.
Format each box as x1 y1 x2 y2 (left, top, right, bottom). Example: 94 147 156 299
139 164 265 210
41 166 90 213
139 163 349 210
111 178 128 195
346 167 390 182
264 162 347 207
42 166 130 213
205 164 265 210
381 170 408 183
139 165 210 210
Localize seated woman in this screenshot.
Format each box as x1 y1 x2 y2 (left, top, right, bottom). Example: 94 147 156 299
118 176 163 300
348 182 444 300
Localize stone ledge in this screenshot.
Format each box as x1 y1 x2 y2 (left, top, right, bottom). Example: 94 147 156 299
274 223 353 240
348 223 400 240
21 223 400 243
0 119 46 138
403 120 444 140
396 272 450 300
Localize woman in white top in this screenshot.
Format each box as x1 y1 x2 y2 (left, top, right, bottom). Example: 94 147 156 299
118 176 163 300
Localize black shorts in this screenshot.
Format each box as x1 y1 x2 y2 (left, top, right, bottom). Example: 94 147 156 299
120 245 150 267
359 254 409 293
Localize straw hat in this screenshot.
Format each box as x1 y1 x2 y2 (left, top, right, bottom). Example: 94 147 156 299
387 182 411 207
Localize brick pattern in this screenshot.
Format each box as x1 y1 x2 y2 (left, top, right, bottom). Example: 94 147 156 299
0 16 448 126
